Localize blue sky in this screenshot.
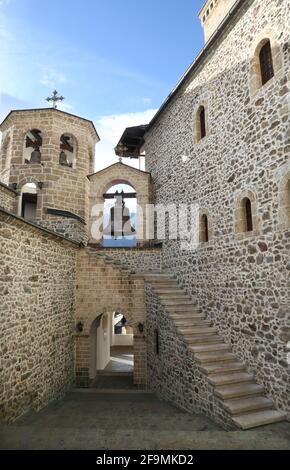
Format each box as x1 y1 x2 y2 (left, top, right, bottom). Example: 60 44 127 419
0 0 205 168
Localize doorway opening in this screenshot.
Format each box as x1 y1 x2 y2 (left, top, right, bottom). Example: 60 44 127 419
89 312 134 388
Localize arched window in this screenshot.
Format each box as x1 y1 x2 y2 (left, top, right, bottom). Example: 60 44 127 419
241 197 253 233
249 34 282 95
24 130 42 164
21 183 38 220
200 213 209 243
154 329 160 356
59 134 77 168
196 106 207 143
259 40 274 86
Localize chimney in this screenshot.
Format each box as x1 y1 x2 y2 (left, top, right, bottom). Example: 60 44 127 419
199 0 237 43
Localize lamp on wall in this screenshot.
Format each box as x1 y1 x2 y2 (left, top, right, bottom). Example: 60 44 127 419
76 321 84 333
138 322 144 334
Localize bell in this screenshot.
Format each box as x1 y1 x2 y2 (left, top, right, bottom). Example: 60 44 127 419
59 151 68 166
104 198 136 238
30 147 41 164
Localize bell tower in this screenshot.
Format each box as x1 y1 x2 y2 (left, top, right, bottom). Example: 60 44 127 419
0 108 99 243
199 0 237 43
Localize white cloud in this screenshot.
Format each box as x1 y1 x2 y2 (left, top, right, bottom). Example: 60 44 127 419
94 108 157 172
40 68 68 88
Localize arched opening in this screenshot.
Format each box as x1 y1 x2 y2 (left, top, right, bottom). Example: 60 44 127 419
259 40 274 86
241 197 253 233
200 213 209 243
21 183 38 220
103 183 137 247
196 105 207 143
89 311 134 386
24 129 42 164
154 329 160 356
59 134 77 168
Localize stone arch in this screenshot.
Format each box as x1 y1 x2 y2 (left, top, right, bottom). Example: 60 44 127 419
89 162 151 246
235 189 260 235
278 171 290 230
249 30 283 95
194 102 209 144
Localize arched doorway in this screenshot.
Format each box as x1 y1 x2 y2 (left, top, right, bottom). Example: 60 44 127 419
20 183 38 220
89 311 134 385
103 183 137 247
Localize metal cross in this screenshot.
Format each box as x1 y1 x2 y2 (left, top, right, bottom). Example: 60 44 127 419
46 90 65 109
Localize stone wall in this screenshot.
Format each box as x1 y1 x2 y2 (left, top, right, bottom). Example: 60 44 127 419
94 247 163 273
145 0 290 415
37 218 87 245
0 183 18 213
75 249 147 386
0 209 78 423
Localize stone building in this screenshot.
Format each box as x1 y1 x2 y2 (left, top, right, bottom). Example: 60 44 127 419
0 0 289 431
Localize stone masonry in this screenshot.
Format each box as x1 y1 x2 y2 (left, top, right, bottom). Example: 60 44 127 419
0 183 18 213
0 209 78 423
144 0 290 416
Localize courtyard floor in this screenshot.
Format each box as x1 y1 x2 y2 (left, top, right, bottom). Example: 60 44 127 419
0 378 289 450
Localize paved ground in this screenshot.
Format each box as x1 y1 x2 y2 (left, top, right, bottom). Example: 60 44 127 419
104 346 134 374
0 383 289 450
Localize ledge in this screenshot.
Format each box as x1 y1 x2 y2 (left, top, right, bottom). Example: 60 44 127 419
88 243 162 251
46 208 86 224
0 207 82 247
0 181 19 195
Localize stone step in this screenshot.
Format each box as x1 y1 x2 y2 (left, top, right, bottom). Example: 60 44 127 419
179 327 217 335
223 396 274 416
215 383 264 400
174 320 212 327
184 335 224 344
170 314 205 321
162 300 194 306
159 294 192 300
153 289 186 294
200 361 246 375
167 306 201 313
195 351 237 364
208 372 255 386
232 410 287 430
145 274 174 280
190 343 231 354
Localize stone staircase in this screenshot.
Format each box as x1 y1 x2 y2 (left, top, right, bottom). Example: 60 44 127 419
144 272 287 430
